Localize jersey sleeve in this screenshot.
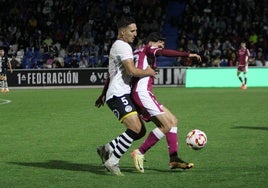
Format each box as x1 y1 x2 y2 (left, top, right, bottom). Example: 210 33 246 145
156 49 190 57
118 42 133 61
144 46 159 58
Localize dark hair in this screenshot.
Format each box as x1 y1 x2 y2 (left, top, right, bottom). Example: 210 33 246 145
117 16 136 29
145 32 166 44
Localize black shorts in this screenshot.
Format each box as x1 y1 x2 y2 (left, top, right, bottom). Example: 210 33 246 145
106 94 138 123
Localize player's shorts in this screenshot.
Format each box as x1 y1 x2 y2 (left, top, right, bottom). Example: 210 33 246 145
131 91 164 122
106 94 138 123
237 65 248 72
0 73 6 81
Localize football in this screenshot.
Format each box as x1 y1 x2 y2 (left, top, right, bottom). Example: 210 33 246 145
186 129 207 150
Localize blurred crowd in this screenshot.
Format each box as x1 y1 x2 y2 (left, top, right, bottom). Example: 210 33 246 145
175 0 268 67
0 0 267 69
0 0 166 69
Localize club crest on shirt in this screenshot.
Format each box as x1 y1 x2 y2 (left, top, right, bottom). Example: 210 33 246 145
125 105 132 113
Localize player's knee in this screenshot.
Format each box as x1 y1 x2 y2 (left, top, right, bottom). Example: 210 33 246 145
125 123 146 141
135 124 146 140
161 125 171 134
169 116 178 127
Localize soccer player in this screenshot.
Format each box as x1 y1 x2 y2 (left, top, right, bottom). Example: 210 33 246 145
96 32 201 173
236 42 250 90
95 16 155 176
0 46 13 93
130 32 201 173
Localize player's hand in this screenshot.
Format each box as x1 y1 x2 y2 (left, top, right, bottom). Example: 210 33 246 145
196 54 202 62
190 54 202 62
95 95 105 108
145 65 156 76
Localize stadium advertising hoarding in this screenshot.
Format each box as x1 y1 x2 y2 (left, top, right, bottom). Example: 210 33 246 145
7 68 186 87
186 67 268 87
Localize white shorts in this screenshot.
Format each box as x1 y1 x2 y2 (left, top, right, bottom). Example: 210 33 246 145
131 91 164 122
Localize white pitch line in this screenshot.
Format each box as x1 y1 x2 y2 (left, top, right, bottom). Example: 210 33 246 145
0 99 11 105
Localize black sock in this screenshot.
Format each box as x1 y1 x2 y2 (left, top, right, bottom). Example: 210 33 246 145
238 76 243 83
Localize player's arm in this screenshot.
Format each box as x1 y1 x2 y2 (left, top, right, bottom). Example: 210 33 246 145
155 49 201 62
123 58 155 77
7 58 13 73
245 49 250 66
95 75 110 108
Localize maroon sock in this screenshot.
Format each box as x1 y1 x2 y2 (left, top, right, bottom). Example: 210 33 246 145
139 128 164 154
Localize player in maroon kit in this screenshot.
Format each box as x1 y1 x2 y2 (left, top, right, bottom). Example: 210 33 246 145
95 32 201 173
236 42 250 90
130 32 201 173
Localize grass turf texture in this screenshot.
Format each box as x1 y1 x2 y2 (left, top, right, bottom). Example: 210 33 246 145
0 87 267 188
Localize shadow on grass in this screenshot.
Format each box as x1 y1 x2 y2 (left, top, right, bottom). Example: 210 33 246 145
232 126 268 131
8 160 184 174
8 160 110 175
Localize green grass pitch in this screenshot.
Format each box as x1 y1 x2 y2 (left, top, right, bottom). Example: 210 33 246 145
0 87 267 188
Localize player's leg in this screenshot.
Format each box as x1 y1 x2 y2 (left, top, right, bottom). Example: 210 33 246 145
160 107 194 169
237 70 244 87
104 114 143 176
3 75 9 92
100 95 143 176
137 114 172 155
0 74 5 92
242 68 248 89
97 137 119 165
244 72 247 85
131 91 167 172
132 120 166 173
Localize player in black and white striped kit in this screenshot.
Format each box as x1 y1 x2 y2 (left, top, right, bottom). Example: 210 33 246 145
95 16 155 176
0 46 13 93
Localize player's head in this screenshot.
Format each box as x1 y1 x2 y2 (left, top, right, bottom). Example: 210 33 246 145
241 42 246 48
117 16 137 44
0 46 5 56
146 32 165 48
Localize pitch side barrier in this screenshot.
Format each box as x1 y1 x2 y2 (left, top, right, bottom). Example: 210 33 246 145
7 67 187 88
186 67 268 87
7 67 268 88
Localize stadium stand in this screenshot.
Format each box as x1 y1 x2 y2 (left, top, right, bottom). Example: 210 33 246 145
0 0 267 68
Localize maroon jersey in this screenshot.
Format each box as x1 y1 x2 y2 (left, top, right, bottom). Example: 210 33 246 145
132 45 159 92
237 48 250 71
132 45 190 92
131 45 190 121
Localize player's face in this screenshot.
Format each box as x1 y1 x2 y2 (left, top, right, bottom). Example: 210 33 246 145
0 49 4 56
121 23 137 44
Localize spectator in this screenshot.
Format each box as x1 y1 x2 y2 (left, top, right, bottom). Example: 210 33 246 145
79 56 89 68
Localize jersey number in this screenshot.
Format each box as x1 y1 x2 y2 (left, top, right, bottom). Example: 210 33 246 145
121 97 129 105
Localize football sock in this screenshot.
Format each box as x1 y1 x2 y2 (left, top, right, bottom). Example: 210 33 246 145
107 129 135 165
244 77 247 85
138 128 165 154
166 127 178 158
1 80 4 89
107 136 120 152
238 76 243 83
4 81 8 88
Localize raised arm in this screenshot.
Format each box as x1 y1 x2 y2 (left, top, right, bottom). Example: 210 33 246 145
155 49 202 62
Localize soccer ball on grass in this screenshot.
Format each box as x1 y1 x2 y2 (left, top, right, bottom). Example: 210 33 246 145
186 129 207 150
